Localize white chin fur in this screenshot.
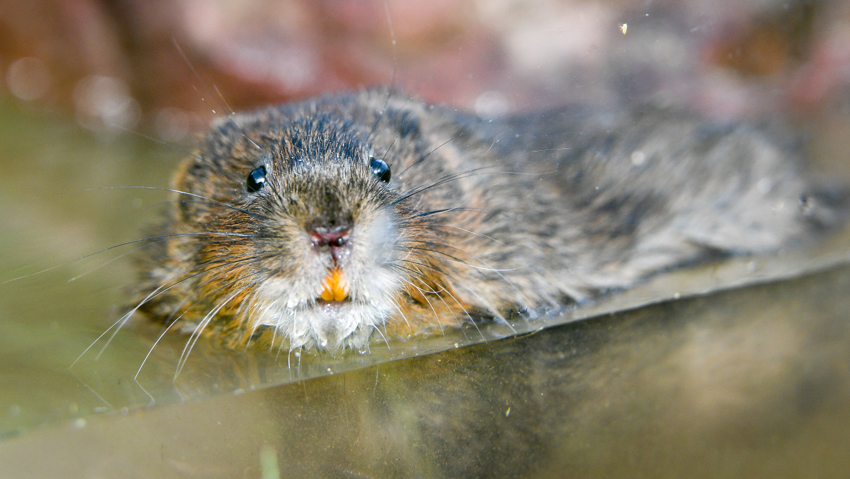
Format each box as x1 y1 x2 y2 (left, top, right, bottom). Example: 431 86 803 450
249 293 397 351
249 208 403 351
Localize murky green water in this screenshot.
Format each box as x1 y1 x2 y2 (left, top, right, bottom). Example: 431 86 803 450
1 102 850 477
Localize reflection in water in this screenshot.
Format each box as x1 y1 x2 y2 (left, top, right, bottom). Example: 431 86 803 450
1 266 849 477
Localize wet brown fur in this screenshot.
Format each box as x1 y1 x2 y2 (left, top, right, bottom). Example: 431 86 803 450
134 89 834 352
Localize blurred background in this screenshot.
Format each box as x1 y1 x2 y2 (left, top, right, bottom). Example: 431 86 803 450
1 0 849 143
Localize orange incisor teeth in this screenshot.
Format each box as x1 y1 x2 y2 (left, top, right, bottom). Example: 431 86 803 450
320 268 348 302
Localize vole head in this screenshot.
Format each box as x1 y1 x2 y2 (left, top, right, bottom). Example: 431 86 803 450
166 93 470 352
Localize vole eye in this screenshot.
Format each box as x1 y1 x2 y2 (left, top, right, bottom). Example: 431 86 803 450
246 166 267 193
370 158 391 183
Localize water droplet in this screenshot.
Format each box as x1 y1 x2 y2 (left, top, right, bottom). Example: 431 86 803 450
630 150 646 166
757 178 773 194
474 90 510 118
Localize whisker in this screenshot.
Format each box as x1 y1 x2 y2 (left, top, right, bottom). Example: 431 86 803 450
387 296 412 329
370 323 391 350
436 282 493 338
166 269 268 376
475 136 500 162
455 280 517 331
381 135 399 164
212 83 236 116
104 254 261 362
408 242 531 308
66 238 170 283
404 206 482 220
272 324 282 359
287 347 293 379
155 255 267 327
83 185 269 220
425 224 508 246
390 167 498 206
383 0 398 92
173 38 235 124
390 260 447 278
399 237 533 313
90 253 261 373
89 256 262 368
387 263 449 334
4 230 258 285
395 135 458 179
175 283 255 379
133 377 157 408
75 279 173 366
68 367 114 410
404 279 445 334
175 38 269 158
154 252 263 309
105 122 200 160
402 244 524 273
397 256 513 338
422 280 476 341
135 305 188 380
391 259 509 324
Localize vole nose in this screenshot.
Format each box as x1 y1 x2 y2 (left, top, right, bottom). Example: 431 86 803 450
309 225 351 248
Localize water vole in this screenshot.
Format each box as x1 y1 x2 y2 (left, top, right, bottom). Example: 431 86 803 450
133 89 834 353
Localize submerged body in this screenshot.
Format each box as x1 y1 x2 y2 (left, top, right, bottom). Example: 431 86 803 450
135 90 831 352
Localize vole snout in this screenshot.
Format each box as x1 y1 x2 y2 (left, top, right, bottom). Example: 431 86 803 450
309 225 352 268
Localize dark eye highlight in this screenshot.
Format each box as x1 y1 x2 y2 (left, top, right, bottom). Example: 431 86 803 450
247 166 267 193
370 158 391 183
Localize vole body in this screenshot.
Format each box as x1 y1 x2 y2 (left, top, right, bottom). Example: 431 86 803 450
135 90 829 352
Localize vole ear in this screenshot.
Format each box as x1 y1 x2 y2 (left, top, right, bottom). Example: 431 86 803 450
171 155 216 223
171 155 196 192
171 157 197 222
